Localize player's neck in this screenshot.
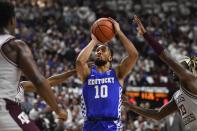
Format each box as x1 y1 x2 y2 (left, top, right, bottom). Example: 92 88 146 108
96 65 110 73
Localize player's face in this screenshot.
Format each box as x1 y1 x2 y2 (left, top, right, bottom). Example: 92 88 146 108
95 45 112 67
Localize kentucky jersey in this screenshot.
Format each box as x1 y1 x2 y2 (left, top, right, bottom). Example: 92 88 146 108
173 88 197 131
81 67 122 131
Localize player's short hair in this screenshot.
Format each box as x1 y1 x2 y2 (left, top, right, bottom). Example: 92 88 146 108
108 46 113 59
0 1 15 28
188 56 197 77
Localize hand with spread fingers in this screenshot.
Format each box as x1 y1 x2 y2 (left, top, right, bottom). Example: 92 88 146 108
133 15 147 36
108 17 121 34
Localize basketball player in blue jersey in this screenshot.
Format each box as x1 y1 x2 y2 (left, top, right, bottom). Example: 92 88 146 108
76 18 138 131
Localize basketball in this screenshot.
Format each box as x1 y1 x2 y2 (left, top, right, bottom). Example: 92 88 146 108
91 18 115 44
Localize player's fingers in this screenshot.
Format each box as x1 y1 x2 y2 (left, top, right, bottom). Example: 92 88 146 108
137 27 141 32
134 15 140 21
135 18 140 25
108 17 115 22
108 17 118 24
136 16 143 25
91 33 95 38
58 111 67 121
133 17 139 25
134 16 141 25
122 95 129 101
122 101 129 107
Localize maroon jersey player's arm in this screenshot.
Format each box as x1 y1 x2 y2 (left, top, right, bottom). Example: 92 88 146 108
21 69 76 92
134 15 197 95
23 63 93 92
2 39 63 117
123 98 178 120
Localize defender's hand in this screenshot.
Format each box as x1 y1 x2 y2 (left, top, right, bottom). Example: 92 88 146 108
133 15 147 36
57 110 67 121
122 95 130 108
108 17 121 34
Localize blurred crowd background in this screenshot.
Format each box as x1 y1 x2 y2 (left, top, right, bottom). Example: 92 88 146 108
13 0 197 130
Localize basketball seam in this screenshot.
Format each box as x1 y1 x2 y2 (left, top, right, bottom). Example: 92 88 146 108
99 25 115 34
97 19 115 32
96 23 110 43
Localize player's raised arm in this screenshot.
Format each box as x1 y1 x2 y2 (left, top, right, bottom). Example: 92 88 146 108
134 15 197 94
123 97 177 120
109 18 138 80
9 40 66 120
76 35 98 82
21 69 76 92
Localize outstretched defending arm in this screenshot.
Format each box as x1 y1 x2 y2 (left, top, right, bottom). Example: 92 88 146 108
134 15 197 94
123 97 177 120
21 69 76 92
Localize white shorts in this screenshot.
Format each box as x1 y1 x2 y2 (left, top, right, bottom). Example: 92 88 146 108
0 99 22 131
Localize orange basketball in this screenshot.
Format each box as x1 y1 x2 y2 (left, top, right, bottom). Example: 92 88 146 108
91 18 115 44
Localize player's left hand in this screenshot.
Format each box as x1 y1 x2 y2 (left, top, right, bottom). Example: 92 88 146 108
57 110 67 121
133 15 147 36
108 17 121 34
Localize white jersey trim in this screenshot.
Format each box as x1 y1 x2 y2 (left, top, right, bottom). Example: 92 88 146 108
118 86 122 118
0 37 17 67
181 87 197 99
81 94 87 120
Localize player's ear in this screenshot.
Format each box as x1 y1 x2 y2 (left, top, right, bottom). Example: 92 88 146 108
108 55 112 62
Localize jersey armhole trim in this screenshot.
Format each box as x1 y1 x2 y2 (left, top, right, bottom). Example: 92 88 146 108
0 38 18 67
181 87 197 99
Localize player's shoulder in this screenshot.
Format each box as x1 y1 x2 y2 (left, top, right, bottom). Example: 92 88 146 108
14 39 27 46
2 38 25 51
6 39 26 47
8 39 29 51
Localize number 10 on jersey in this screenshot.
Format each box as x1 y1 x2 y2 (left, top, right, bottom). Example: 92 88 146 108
95 85 108 98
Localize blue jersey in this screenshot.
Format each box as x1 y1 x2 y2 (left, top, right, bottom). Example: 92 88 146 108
81 67 122 120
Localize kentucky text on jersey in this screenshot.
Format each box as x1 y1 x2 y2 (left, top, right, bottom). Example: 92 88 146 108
88 77 115 85
81 67 122 120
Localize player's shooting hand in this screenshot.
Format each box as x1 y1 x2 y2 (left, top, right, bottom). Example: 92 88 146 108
108 17 121 34
91 33 100 44
133 15 146 36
